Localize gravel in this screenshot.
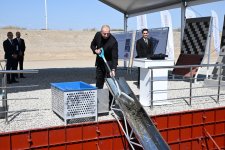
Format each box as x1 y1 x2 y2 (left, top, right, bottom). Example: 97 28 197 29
1 67 225 133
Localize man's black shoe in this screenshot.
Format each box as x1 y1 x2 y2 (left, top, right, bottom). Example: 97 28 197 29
7 81 12 84
20 76 26 78
15 74 18 78
11 80 19 83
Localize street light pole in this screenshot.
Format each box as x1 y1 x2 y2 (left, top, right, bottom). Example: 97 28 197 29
45 0 48 30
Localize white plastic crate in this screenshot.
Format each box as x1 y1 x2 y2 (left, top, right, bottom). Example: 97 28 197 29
51 81 97 124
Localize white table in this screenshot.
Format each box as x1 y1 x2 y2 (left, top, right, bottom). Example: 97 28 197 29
133 58 174 106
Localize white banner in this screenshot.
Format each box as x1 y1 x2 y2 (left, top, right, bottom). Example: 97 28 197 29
186 9 196 18
211 10 220 54
137 14 148 30
160 10 174 60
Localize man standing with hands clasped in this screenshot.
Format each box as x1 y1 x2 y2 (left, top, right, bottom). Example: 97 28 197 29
3 32 18 84
136 28 153 88
13 31 26 78
90 25 118 110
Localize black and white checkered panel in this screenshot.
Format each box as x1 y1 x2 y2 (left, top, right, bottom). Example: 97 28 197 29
181 17 211 55
220 15 225 54
211 56 225 81
212 46 225 81
211 16 225 80
219 45 225 56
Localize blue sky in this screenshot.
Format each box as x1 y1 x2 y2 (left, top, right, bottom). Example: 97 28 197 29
0 0 225 31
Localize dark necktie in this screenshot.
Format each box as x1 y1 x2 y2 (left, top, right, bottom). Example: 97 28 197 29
18 38 20 44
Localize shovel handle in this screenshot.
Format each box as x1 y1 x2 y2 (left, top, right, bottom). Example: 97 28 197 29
99 48 121 94
99 48 111 72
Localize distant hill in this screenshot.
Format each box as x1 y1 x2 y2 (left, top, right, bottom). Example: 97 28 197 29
0 29 218 62
1 26 26 30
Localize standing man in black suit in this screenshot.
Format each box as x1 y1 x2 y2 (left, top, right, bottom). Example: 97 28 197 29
13 31 26 78
136 28 153 58
3 32 18 84
136 28 153 88
90 25 118 110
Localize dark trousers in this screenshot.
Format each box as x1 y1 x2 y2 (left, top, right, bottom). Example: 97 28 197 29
137 67 140 88
17 55 24 77
6 58 17 82
96 64 113 110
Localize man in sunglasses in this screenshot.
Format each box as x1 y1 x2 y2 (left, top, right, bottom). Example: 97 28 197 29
90 25 118 111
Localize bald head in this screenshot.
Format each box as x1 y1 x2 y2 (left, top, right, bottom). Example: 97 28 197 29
101 25 110 31
101 25 110 39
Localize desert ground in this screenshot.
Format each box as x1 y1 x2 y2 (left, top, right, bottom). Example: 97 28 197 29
0 29 218 68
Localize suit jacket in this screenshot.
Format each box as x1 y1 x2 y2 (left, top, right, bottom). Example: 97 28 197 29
3 39 17 59
136 38 153 58
13 38 26 56
90 32 118 70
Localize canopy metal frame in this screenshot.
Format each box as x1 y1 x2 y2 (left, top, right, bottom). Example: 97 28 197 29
99 0 221 49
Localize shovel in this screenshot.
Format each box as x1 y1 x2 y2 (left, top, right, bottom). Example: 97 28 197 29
98 48 121 97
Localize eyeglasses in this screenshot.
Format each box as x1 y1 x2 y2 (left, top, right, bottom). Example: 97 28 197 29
143 33 148 34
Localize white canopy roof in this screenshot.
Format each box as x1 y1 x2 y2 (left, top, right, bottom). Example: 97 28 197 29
99 0 222 17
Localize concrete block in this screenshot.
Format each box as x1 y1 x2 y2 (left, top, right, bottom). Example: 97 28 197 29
97 89 109 116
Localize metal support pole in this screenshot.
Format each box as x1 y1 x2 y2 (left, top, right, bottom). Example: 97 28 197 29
128 31 136 74
189 66 192 106
204 128 222 150
217 65 222 103
1 75 4 108
124 14 128 68
124 14 128 32
150 69 154 109
44 0 48 30
2 73 8 123
96 96 99 122
111 110 139 150
180 1 186 49
206 18 213 78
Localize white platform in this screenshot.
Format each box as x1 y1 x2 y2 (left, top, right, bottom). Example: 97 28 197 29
133 58 174 106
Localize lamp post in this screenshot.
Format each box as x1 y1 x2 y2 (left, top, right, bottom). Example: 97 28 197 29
44 0 48 30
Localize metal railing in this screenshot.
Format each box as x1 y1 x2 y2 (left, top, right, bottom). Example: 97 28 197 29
0 64 39 123
148 63 225 109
